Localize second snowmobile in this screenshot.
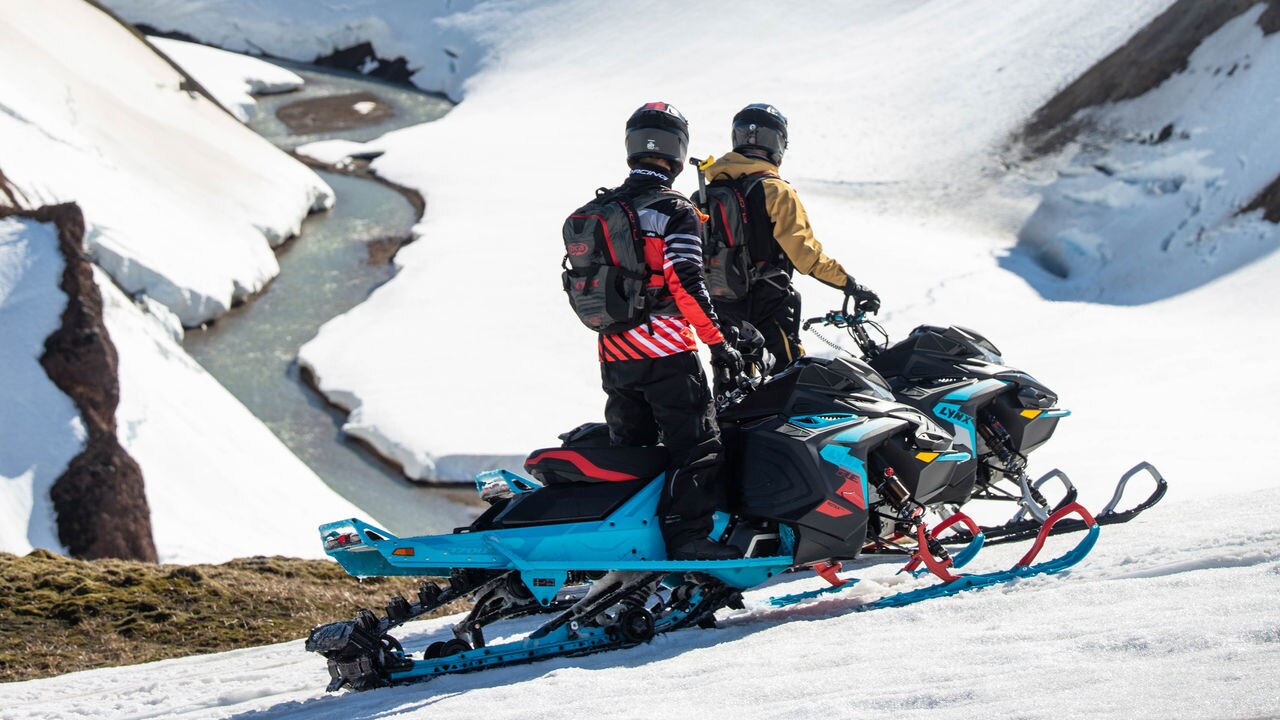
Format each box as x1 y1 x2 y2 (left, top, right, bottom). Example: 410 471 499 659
801 295 1166 544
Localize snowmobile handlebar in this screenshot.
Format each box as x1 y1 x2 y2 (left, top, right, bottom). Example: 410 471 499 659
802 294 885 359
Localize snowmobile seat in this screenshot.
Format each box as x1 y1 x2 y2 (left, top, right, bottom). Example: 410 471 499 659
524 446 669 485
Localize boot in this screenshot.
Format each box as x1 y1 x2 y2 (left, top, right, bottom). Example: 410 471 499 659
667 536 742 561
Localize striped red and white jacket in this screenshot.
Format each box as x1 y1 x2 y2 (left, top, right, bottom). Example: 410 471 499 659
598 166 726 363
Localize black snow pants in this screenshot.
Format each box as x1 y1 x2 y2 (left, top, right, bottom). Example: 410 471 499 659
600 351 723 549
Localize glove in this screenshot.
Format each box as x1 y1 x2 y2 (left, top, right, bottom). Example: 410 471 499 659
709 341 745 377
844 279 881 315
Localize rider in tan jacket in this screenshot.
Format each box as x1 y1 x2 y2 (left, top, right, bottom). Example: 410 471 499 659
701 104 880 373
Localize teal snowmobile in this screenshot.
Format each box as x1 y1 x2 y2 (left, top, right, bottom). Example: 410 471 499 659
801 295 1166 547
307 335 1101 692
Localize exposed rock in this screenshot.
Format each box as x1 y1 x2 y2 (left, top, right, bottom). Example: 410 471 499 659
0 166 25 207
0 203 157 562
313 41 417 87
130 22 200 44
1243 175 1280 223
1020 0 1280 156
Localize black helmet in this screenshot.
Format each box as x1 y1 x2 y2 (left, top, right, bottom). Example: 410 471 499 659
625 101 689 172
732 103 788 165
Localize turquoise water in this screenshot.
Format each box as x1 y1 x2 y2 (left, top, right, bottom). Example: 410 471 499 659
184 65 477 536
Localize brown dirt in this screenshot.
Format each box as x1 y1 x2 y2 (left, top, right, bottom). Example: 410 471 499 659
276 92 395 134
0 204 157 562
1243 175 1280 223
366 235 410 265
290 152 426 266
1019 0 1280 156
0 550 468 682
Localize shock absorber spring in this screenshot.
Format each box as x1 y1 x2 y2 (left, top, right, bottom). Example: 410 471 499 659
978 413 1048 509
877 466 913 514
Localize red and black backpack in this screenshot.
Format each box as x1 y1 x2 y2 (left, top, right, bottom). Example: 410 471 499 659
561 187 671 334
694 173 771 302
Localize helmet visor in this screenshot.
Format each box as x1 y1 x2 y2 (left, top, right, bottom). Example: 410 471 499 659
625 127 688 165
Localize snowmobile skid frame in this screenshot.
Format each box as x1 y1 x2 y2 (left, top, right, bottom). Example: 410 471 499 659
307 474 1099 692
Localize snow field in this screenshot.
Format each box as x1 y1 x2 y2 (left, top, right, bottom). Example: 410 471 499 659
101 0 488 102
0 0 333 328
291 0 1180 481
3 485 1276 719
0 218 79 556
1017 5 1280 303
147 36 304 122
1 2 386 561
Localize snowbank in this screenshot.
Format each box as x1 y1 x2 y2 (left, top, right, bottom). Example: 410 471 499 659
97 268 373 564
0 217 79 556
1015 6 1280 302
286 0 1177 480
147 36 304 122
0 0 332 327
101 0 488 101
4 484 1278 719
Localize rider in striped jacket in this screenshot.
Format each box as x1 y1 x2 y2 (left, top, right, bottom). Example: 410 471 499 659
598 102 743 561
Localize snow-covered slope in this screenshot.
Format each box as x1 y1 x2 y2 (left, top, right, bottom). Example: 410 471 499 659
102 0 487 101
147 36 304 122
0 3 383 562
4 2 1280 716
1015 5 1280 303
0 0 332 327
282 0 1181 481
0 217 79 556
97 270 371 564
4 486 1277 719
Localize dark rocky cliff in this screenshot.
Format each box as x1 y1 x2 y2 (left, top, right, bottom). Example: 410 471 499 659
1020 0 1280 156
0 202 157 561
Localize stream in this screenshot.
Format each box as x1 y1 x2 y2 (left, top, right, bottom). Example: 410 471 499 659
183 62 480 536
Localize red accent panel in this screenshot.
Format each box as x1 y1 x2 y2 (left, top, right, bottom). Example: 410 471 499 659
525 450 638 482
715 199 736 247
663 262 725 346
571 213 617 266
644 236 666 286
815 499 852 518
835 475 866 510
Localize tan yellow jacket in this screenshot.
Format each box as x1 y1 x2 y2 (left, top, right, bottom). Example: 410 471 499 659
701 152 850 289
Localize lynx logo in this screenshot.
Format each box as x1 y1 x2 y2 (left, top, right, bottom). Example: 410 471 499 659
937 404 973 427
567 242 589 257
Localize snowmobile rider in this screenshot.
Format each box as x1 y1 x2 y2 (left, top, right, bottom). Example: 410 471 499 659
598 102 744 561
700 103 880 378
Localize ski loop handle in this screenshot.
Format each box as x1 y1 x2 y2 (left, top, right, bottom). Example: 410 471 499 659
1099 461 1166 520
1016 502 1097 568
1009 468 1077 524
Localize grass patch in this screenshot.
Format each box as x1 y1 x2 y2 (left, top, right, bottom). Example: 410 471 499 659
0 550 467 682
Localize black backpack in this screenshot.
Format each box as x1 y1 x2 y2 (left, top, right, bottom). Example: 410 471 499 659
696 173 771 302
561 187 670 334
